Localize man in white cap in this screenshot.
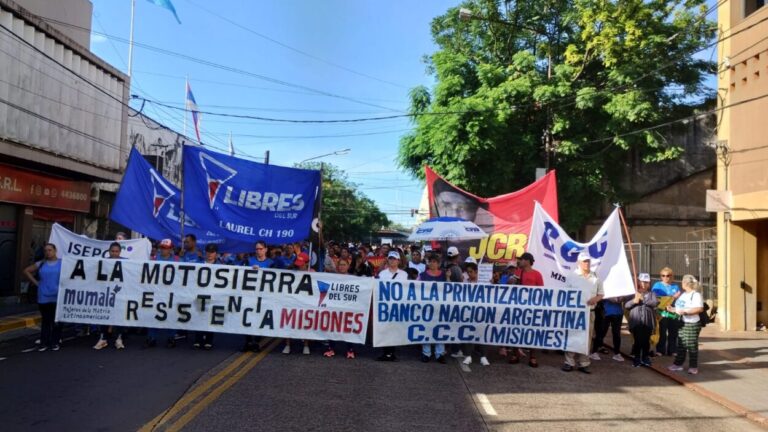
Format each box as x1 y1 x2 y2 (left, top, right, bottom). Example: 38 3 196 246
376 251 409 362
562 251 604 374
444 246 463 282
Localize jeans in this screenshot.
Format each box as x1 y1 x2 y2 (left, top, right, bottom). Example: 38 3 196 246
594 314 623 354
631 325 653 361
422 343 446 357
38 303 62 348
657 317 680 355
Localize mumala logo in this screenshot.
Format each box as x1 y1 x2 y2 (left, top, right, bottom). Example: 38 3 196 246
63 285 122 307
150 170 175 217
199 152 237 209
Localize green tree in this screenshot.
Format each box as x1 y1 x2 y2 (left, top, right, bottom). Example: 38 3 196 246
297 162 390 241
399 0 715 231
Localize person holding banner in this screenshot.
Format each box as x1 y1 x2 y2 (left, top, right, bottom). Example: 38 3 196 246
323 259 359 359
194 244 221 350
507 253 544 368
23 243 63 352
376 251 409 362
94 242 127 351
562 252 604 374
625 273 659 367
418 252 448 363
181 234 203 263
148 239 179 348
460 262 490 367
667 275 705 375
282 253 313 355
652 267 681 357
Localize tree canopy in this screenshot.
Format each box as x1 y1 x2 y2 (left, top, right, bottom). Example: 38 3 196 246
298 162 390 242
399 0 716 231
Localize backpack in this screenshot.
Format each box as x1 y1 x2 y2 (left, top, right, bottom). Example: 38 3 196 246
698 301 711 327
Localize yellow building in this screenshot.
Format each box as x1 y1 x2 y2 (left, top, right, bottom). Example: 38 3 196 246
716 1 768 330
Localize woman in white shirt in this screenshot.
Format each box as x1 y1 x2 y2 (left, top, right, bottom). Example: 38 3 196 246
666 274 705 375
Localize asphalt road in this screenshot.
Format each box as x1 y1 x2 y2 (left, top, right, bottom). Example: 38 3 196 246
1 329 765 432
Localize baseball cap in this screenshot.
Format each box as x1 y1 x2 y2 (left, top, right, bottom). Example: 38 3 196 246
577 251 591 262
506 260 517 268
464 257 477 264
638 273 651 282
447 246 459 257
205 243 218 253
519 252 535 263
387 251 401 260
159 239 173 249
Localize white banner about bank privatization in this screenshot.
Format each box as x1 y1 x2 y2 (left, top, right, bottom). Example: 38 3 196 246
373 280 591 354
56 257 374 343
527 203 634 299
49 223 151 260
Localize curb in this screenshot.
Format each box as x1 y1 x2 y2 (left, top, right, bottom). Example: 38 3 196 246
610 338 768 428
0 313 41 334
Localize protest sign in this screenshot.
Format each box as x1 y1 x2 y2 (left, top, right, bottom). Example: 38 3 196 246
527 203 635 299
49 223 151 260
425 166 558 264
183 145 321 243
477 263 493 283
56 257 374 343
373 279 591 354
111 148 253 253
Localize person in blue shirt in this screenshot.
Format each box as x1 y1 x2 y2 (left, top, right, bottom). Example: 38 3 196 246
241 240 272 352
652 267 681 356
23 243 63 352
273 244 295 269
181 234 203 263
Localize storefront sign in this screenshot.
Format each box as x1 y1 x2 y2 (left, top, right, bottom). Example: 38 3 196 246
0 164 91 212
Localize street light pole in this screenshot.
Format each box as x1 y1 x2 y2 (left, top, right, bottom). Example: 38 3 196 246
299 148 351 164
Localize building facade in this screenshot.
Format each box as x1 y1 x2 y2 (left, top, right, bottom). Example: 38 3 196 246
716 1 768 330
0 0 129 299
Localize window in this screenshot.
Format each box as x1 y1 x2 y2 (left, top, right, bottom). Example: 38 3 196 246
745 0 767 18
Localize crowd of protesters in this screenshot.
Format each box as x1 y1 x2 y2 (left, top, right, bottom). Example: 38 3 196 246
22 234 707 375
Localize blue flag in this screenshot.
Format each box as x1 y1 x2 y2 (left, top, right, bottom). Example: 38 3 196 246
111 148 253 252
182 145 321 243
146 0 182 24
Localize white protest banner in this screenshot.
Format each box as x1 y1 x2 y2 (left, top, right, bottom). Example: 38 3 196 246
373 280 591 354
526 203 634 299
49 223 151 260
56 257 374 343
477 263 493 283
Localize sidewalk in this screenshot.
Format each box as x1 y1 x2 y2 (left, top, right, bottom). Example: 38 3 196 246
608 324 768 427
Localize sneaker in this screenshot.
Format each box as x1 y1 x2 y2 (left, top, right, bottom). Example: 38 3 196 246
282 345 291 355
346 350 356 359
641 358 652 367
377 353 397 362
35 338 41 345
653 351 663 357
450 350 465 358
598 347 610 355
577 366 591 374
38 346 48 352
588 352 601 361
612 354 624 362
323 348 335 358
93 339 108 350
463 356 473 365
480 356 490 366
633 358 641 368
193 342 201 350
203 343 213 350
436 355 447 364
667 364 684 372
302 345 310 355
115 338 125 350
688 368 699 375
51 345 60 351
421 354 430 363
561 364 574 372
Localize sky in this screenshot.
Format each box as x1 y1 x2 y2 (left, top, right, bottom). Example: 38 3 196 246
87 0 461 228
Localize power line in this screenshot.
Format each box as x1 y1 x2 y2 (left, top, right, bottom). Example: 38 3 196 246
182 0 409 90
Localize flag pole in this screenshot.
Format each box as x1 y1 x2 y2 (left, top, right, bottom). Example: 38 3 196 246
127 0 135 77
617 205 639 289
183 76 188 139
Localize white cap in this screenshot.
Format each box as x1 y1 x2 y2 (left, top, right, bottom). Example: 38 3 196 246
577 251 592 262
387 251 400 260
638 273 650 282
447 246 459 257
464 257 477 264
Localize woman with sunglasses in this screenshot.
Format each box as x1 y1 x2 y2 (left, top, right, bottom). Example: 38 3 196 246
651 267 681 356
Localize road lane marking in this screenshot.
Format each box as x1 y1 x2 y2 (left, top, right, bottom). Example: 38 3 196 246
476 393 498 416
164 338 281 432
138 338 273 432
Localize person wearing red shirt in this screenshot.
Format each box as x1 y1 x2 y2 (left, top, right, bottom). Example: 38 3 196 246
507 252 544 367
